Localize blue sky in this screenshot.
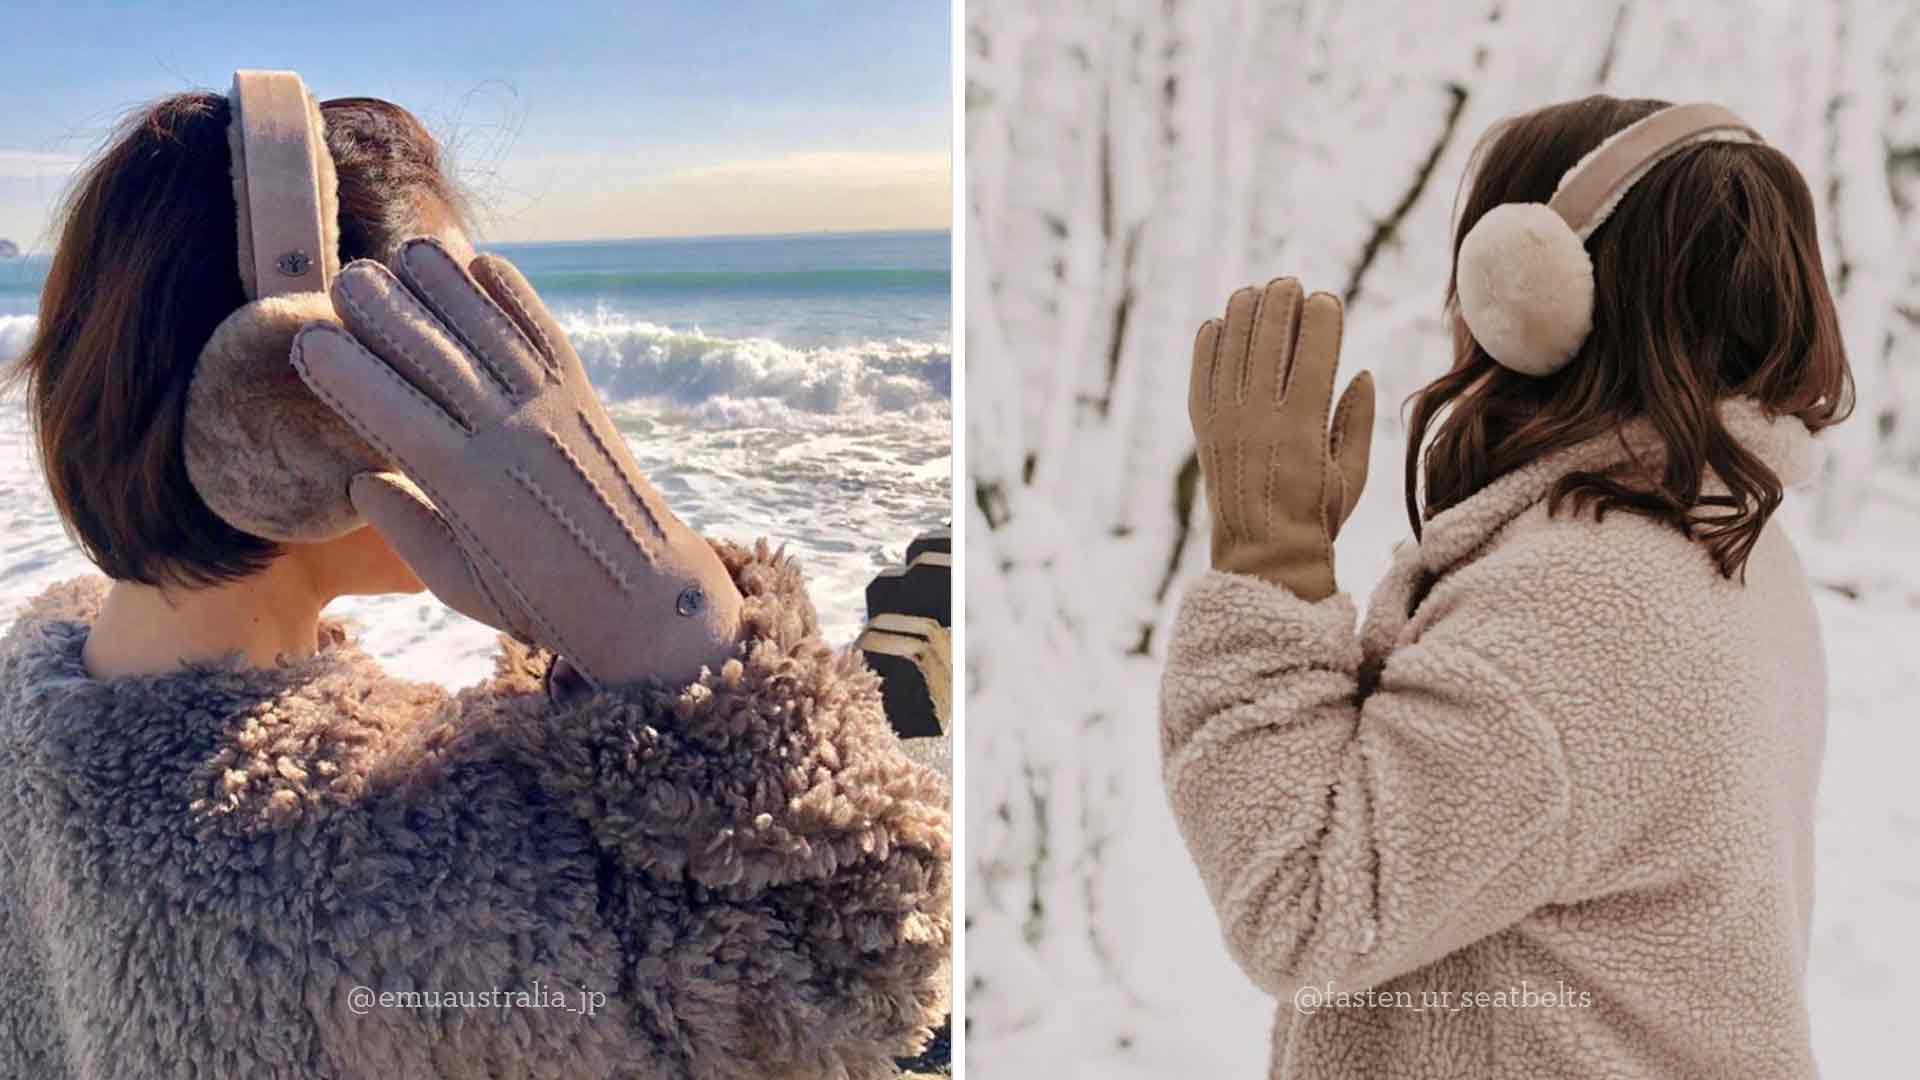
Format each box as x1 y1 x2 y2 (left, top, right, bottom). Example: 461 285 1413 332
0 1 951 246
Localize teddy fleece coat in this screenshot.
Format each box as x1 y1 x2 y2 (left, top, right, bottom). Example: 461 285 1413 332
1160 400 1825 1079
0 541 951 1079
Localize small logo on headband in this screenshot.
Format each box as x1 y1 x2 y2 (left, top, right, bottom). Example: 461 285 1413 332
676 585 705 617
277 250 313 278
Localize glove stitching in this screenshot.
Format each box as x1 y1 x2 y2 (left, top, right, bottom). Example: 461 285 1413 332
1309 304 1341 597
1189 321 1216 433
480 554 597 686
403 246 527 401
460 548 519 636
576 409 669 542
484 265 564 382
1243 286 1270 405
451 529 595 686
298 354 591 682
509 463 634 592
407 487 519 633
1330 381 1356 528
391 476 522 635
335 288 476 432
1207 317 1225 423
292 330 468 442
541 426 661 564
1208 441 1230 545
1231 430 1248 548
1269 290 1297 411
1262 434 1278 545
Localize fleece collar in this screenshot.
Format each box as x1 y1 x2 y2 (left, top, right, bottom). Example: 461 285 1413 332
1415 397 1817 575
1359 398 1818 653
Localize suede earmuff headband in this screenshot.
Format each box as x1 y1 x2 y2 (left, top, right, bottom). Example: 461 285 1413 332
1549 103 1758 240
229 70 332 300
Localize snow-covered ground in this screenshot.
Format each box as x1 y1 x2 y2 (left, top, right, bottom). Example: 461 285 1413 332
966 2 1920 1076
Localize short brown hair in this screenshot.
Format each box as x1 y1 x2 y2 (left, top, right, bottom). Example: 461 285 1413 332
10 91 461 587
1409 95 1853 579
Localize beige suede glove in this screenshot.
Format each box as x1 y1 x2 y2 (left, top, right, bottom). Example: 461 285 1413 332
292 238 743 690
1188 277 1374 601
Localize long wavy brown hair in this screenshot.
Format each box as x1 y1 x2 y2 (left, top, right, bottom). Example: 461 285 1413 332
1407 95 1852 579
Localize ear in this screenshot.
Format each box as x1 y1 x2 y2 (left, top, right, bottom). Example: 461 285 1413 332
184 292 388 542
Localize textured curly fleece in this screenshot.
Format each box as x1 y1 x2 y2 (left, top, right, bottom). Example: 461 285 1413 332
1161 399 1826 1079
0 540 950 1079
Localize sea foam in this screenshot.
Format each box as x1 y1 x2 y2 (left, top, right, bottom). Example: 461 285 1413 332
554 312 949 420
0 312 951 424
0 316 33 364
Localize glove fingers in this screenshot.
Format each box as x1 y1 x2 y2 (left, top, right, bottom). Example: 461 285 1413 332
1326 371 1376 534
1282 290 1345 430
1189 317 1233 552
393 238 552 402
468 254 574 383
1216 286 1261 407
350 472 517 634
291 323 463 476
460 252 694 566
1189 318 1222 433
331 260 509 429
1246 278 1304 410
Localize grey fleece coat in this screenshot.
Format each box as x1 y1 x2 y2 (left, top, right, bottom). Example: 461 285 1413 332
0 541 950 1079
1161 400 1826 1079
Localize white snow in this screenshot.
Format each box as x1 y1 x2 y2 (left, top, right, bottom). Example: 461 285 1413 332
966 1 1920 1076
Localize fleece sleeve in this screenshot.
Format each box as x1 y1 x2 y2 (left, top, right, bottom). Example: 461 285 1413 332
465 539 951 1078
1159 560 1575 999
305 541 950 1080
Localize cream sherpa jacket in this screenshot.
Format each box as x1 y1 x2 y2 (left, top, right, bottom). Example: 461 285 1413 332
1161 400 1825 1079
0 541 950 1080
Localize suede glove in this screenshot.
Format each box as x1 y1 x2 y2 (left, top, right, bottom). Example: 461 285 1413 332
292 237 743 689
1188 277 1374 601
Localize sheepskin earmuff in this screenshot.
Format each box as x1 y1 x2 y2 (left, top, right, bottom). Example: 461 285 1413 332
1456 102 1759 377
184 70 385 542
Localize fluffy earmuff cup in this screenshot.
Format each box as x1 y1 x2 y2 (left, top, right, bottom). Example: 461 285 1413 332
1455 202 1595 377
184 292 389 543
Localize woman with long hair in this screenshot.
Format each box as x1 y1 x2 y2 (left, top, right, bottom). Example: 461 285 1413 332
1162 96 1848 1078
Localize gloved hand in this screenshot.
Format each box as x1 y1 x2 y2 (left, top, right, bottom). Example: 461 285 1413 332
1188 277 1374 601
292 237 743 689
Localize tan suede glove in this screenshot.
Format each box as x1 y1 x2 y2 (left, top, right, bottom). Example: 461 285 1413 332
1188 277 1374 601
292 238 743 690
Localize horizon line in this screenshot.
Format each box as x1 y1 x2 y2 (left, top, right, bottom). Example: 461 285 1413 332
484 225 951 248
0 225 952 255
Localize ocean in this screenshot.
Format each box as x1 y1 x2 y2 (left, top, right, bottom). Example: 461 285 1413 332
0 230 952 687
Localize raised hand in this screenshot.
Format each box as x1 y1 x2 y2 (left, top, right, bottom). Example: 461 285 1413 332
1188 277 1374 600
293 238 743 689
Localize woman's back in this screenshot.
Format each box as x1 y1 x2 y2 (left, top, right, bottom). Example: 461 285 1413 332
0 545 951 1079
1163 397 1830 1079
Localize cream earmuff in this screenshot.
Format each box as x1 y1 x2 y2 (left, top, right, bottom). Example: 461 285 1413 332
183 70 386 542
1455 102 1760 377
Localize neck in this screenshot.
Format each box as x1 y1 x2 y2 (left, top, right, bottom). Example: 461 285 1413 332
82 553 334 678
